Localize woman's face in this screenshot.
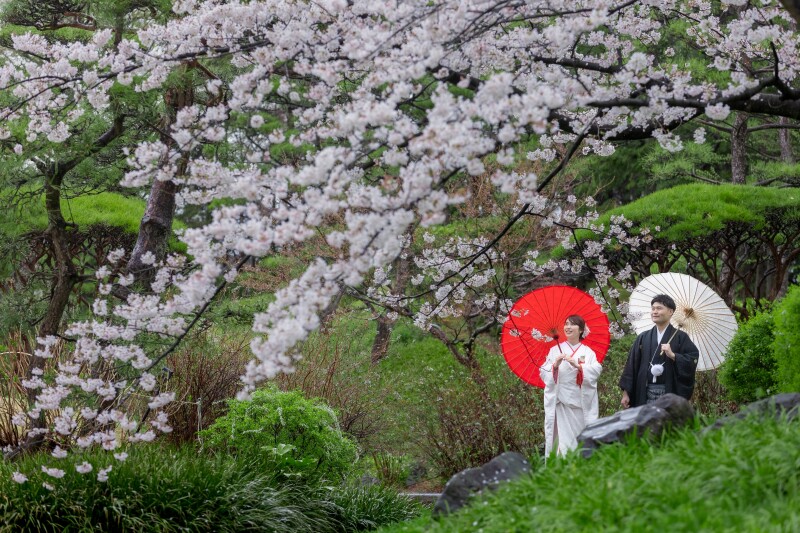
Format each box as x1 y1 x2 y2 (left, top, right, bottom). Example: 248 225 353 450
564 320 581 340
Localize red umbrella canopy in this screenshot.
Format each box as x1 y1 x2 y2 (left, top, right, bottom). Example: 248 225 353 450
501 285 611 388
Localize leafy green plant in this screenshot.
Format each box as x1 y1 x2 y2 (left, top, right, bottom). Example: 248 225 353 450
718 311 777 403
371 452 412 488
199 387 358 483
329 483 422 531
772 285 800 393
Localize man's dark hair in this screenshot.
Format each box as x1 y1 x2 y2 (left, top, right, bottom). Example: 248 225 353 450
651 294 676 311
565 315 587 338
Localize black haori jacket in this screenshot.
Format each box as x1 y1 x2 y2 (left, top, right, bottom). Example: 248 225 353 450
619 324 700 408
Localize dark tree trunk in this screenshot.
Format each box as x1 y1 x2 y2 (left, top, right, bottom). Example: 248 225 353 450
125 178 180 284
780 1 800 25
370 251 412 364
125 79 194 288
23 178 80 449
371 315 393 364
731 113 748 184
319 284 345 331
779 117 795 164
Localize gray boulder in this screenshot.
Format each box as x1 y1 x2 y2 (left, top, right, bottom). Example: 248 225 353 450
359 473 380 487
405 462 428 488
577 393 694 458
703 392 800 433
432 451 531 517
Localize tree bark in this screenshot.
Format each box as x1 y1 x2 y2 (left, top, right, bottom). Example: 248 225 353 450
371 315 393 364
125 177 181 285
780 1 800 25
22 174 80 449
731 113 749 184
370 251 412 364
779 117 795 164
125 78 194 288
319 283 345 331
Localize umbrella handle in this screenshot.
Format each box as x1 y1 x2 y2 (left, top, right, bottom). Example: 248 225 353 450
659 326 681 356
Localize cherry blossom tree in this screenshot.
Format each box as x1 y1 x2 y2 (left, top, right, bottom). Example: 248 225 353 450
4 0 800 483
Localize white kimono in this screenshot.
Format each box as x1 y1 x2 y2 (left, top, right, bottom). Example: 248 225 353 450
540 342 602 457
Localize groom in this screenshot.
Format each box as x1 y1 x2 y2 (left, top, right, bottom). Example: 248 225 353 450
619 294 700 408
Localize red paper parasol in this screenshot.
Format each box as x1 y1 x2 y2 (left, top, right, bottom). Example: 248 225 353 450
501 285 611 388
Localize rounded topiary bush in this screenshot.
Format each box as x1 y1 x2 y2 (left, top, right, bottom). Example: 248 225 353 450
199 387 358 483
718 311 777 403
772 285 800 393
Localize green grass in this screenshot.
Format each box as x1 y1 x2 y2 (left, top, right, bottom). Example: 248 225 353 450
380 412 800 532
0 445 421 532
0 190 186 250
0 191 144 237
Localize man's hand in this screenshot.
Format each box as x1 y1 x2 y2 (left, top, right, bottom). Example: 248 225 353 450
621 390 630 409
661 344 675 360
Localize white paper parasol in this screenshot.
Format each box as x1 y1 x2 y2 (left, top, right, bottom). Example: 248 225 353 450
628 273 738 371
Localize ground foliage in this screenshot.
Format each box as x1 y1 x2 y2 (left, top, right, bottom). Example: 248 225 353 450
0 445 421 532
381 412 800 532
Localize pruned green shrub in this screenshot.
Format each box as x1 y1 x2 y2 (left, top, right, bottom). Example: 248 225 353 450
199 387 358 483
773 285 800 393
718 311 777 403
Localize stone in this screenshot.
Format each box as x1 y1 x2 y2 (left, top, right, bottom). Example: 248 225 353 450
577 393 694 458
432 451 531 517
359 473 380 487
405 462 428 488
702 392 800 434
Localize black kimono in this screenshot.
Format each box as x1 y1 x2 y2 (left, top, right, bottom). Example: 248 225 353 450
619 324 700 408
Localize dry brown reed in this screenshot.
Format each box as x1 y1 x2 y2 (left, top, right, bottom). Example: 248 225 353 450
275 318 386 446
162 327 253 444
0 331 65 448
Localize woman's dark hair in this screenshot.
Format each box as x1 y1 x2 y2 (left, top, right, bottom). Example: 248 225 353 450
651 294 677 311
565 315 586 339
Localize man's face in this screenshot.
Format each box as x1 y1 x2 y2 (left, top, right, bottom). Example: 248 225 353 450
651 302 674 327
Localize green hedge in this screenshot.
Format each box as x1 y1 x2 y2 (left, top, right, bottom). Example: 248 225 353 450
572 184 800 244
718 311 777 403
773 285 800 393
